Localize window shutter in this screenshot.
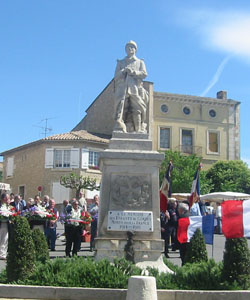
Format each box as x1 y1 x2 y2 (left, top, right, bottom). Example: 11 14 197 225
81 148 89 169
70 148 80 168
45 148 54 168
6 157 14 177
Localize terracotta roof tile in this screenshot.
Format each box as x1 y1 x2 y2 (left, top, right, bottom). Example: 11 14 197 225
44 130 110 143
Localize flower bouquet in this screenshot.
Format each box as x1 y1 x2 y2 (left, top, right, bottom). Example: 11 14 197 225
23 205 54 227
0 206 16 223
60 210 92 228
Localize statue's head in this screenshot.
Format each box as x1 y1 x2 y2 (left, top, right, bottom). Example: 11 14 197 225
125 40 137 56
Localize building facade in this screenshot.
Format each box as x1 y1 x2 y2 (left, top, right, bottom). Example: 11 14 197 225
1 131 109 202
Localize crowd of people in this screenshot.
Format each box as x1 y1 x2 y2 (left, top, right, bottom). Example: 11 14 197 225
0 192 99 260
161 197 222 265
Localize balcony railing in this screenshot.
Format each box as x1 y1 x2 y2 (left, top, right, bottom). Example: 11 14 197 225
174 145 202 156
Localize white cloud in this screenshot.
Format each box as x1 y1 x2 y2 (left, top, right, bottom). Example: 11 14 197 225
178 9 250 61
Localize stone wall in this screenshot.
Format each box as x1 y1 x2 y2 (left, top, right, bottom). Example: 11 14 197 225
0 284 249 300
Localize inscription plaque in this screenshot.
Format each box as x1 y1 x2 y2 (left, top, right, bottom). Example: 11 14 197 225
107 211 153 232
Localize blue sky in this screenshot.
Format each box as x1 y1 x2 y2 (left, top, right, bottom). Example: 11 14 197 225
0 0 249 165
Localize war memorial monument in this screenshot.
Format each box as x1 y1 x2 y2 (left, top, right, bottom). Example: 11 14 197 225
95 41 171 273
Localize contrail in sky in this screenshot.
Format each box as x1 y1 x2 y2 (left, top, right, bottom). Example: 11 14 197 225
201 55 232 97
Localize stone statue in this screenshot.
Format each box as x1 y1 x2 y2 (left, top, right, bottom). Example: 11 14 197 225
114 41 148 133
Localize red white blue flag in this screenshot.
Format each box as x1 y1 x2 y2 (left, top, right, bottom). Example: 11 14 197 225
177 214 214 245
221 200 250 238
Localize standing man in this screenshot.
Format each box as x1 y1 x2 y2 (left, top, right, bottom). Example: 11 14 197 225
114 40 148 133
89 195 99 251
165 198 178 256
10 194 26 212
42 195 50 208
216 203 222 234
65 200 82 257
0 193 11 260
45 199 58 251
78 192 87 211
177 202 190 266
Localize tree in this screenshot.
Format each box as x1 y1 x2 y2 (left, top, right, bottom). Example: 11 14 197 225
222 238 250 288
185 228 208 264
6 217 36 282
160 150 212 194
60 172 100 199
206 160 250 193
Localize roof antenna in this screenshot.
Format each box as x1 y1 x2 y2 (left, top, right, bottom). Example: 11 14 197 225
33 118 53 138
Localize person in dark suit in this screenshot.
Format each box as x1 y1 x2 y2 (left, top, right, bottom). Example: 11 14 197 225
10 194 26 212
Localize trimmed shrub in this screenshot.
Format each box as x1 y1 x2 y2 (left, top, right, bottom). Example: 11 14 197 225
6 216 36 282
185 228 208 264
31 228 49 263
18 257 142 288
222 238 250 289
173 259 224 290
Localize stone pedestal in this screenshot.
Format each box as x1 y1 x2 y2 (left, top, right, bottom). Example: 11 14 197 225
95 132 172 273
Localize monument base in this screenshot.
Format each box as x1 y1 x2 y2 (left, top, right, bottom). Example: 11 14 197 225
96 132 172 273
94 237 173 274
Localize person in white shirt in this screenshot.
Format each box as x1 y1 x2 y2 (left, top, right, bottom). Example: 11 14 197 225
78 192 87 212
65 200 82 257
216 203 222 234
0 193 11 260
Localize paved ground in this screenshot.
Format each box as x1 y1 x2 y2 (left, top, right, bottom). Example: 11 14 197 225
0 224 249 271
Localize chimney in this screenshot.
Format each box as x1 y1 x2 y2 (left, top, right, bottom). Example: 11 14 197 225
217 90 227 100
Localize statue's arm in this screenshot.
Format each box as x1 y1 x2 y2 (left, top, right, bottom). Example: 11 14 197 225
133 59 147 80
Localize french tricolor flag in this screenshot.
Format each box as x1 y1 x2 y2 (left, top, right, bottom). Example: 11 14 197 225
177 214 214 245
222 200 250 238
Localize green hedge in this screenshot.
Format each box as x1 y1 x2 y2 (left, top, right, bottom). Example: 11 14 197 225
0 256 246 290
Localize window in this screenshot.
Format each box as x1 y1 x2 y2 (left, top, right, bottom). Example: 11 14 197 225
18 186 25 199
160 128 170 149
54 149 71 168
181 129 193 154
161 104 168 113
89 151 99 167
6 157 14 177
81 149 100 169
45 148 79 169
208 131 219 153
183 106 191 115
209 109 216 118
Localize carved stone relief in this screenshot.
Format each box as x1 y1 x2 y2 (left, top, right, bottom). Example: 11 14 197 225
111 174 152 210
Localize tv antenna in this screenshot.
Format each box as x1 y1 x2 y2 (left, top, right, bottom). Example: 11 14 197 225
33 118 54 138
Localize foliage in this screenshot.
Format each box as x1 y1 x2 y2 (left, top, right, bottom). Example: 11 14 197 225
185 228 208 264
0 269 7 284
160 150 212 194
2 255 248 290
222 238 250 289
172 260 225 290
60 172 100 199
31 228 49 263
206 160 250 193
18 257 141 288
6 216 36 282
